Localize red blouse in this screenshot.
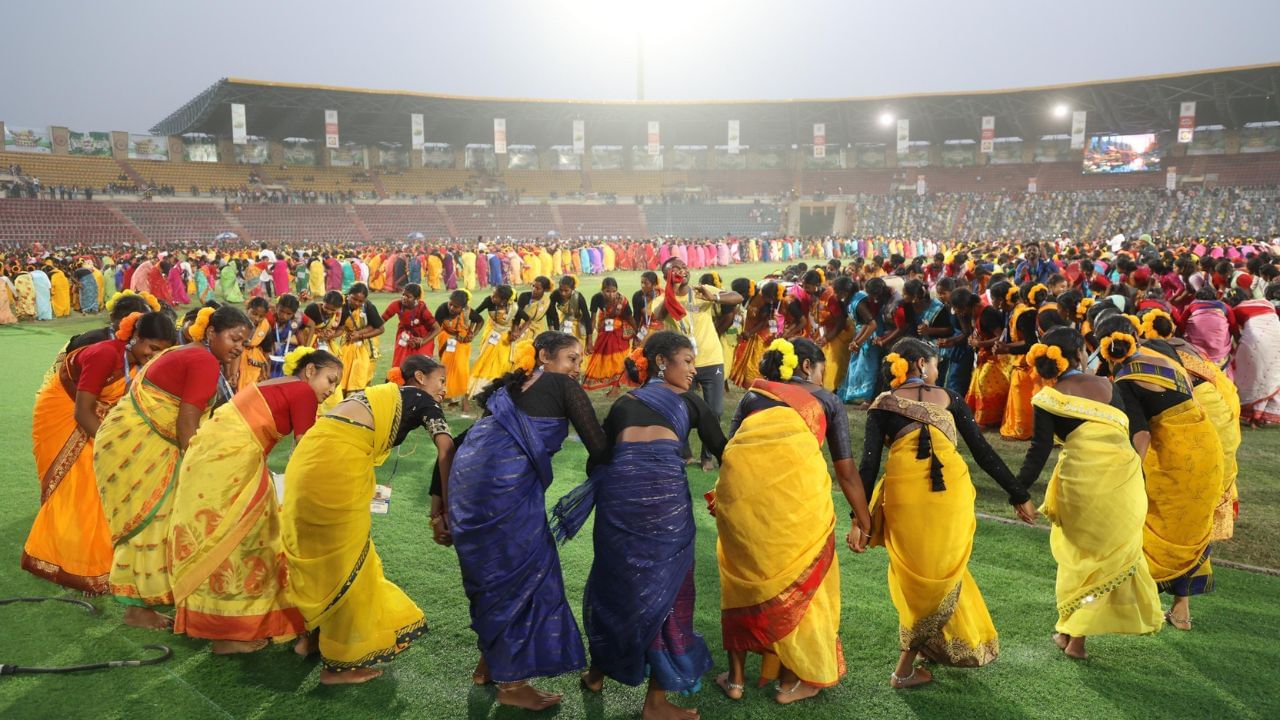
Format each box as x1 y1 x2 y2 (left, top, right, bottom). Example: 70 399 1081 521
381 300 437 339
257 379 319 439
75 338 126 394
145 346 222 408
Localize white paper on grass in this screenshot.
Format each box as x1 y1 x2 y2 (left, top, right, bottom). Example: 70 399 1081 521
371 484 393 515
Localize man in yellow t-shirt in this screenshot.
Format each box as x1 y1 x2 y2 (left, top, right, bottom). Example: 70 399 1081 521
651 257 743 470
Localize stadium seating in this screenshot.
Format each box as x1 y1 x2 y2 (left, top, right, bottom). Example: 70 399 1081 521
127 159 258 193
233 204 365 245
443 205 558 238
271 166 379 196
1 152 126 191
502 171 584 197
377 169 475 197
0 198 139 245
112 202 237 246
689 169 794 197
354 205 452 241
641 204 781 237
585 170 666 196
557 205 648 238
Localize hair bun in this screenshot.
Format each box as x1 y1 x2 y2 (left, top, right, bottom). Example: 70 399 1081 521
884 352 910 388
283 346 316 376
115 312 144 342
188 307 216 342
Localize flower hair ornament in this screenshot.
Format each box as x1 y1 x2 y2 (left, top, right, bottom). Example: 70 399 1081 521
1027 342 1069 379
627 346 649 380
386 366 405 385
767 338 799 381
513 341 537 373
114 312 144 343
1123 314 1142 332
187 307 216 342
1139 309 1174 340
885 352 911 389
1005 286 1020 304
708 272 722 289
1028 283 1049 304
1099 332 1138 364
1076 297 1095 321
747 279 757 298
283 346 316 376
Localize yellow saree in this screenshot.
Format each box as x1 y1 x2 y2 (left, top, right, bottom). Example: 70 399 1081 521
1032 388 1163 637
170 386 306 642
338 310 376 394
867 394 999 667
94 350 196 606
468 304 514 397
238 318 271 391
281 383 426 673
23 346 125 593
1178 350 1242 541
1115 359 1222 595
717 381 844 687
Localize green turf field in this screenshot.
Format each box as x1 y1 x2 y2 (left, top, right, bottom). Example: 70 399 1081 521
1 262 1278 720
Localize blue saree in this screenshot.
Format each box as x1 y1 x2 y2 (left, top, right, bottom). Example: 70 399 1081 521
447 387 585 683
552 383 711 692
78 272 99 314
838 292 883 403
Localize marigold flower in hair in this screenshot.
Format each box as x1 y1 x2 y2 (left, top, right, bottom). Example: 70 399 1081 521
885 352 910 389
1099 332 1137 364
1076 297 1095 321
115 312 144 342
1005 286 1019 303
188 306 216 342
105 289 136 313
386 366 405 385
283 346 316 376
628 346 649 378
1140 309 1174 340
513 342 537 373
1029 283 1048 304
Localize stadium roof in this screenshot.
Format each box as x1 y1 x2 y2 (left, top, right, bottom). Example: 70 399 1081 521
151 63 1280 147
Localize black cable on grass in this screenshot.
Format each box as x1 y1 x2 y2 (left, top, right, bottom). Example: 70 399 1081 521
0 596 173 675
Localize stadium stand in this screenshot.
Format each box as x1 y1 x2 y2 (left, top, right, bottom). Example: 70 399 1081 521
502 171 584 198
128 158 258 194
354 205 452 240
377 169 475 198
558 204 648 238
641 203 782 237
112 202 238 245
442 205 558 238
0 198 141 245
0 152 127 193
233 204 366 244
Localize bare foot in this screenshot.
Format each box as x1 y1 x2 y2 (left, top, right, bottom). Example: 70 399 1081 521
1064 636 1088 660
472 657 490 685
123 606 173 630
1165 611 1193 631
294 632 318 657
497 683 562 711
211 639 269 655
890 665 933 689
714 672 743 701
320 668 382 685
775 680 821 704
700 459 716 472
580 668 605 692
642 692 699 720
1052 632 1070 651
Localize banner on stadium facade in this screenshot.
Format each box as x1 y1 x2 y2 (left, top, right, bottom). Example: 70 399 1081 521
1034 136 1071 163
813 123 825 158
941 142 976 167
1177 102 1195 143
633 146 663 170
592 145 623 170
647 121 660 156
182 135 218 162
916 175 926 195
1238 123 1280 153
1187 128 1227 156
68 130 112 157
898 141 930 168
507 146 538 170
411 113 424 150
728 120 740 154
552 146 582 170
329 145 366 168
853 143 886 168
231 103 247 145
283 138 317 166
1166 167 1177 191
325 110 339 149
4 125 52 154
1028 177 1037 193
573 119 585 154
494 118 507 154
756 146 785 169
1070 111 1086 149
129 134 169 161
896 119 910 156
234 136 269 164
420 144 454 168
714 147 746 169
465 145 497 171
991 138 1024 165
379 146 409 170
671 147 705 171
980 116 995 154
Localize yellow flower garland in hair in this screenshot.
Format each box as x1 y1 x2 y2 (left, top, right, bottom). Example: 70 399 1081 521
1029 283 1049 304
105 289 136 313
1123 314 1141 332
140 292 161 312
1099 332 1137 364
1005 286 1019 304
747 279 757 298
768 338 799 380
114 312 144 342
885 352 910 388
283 346 316 376
815 269 826 285
709 272 722 289
1027 342 1069 379
1140 309 1174 339
513 341 537 373
1077 297 1095 321
188 306 216 342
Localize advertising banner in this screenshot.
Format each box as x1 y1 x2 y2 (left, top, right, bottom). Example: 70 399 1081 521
4 126 52 154
572 119 585 155
854 143 886 168
324 110 339 149
329 145 366 168
715 148 746 169
1187 128 1227 156
728 120 740 154
1070 111 1087 149
980 116 995 154
411 113 424 150
234 136 269 164
68 131 112 157
633 146 663 170
1238 123 1280 154
507 146 538 170
916 175 927 196
283 139 317 166
465 145 497 171
671 147 705 170
379 146 409 169
591 146 623 170
1034 137 1071 163
129 134 170 161
941 142 976 167
182 135 218 162
991 138 1024 165
1177 102 1195 144
756 146 785 169
896 119 910 155
552 147 582 170
231 103 247 145
647 120 660 156
898 141 930 168
813 122 826 158
1028 177 1037 193
494 118 507 155
1166 167 1177 191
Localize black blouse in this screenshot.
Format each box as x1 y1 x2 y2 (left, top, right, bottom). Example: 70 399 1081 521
729 381 853 461
858 386 1025 504
395 386 450 447
601 390 727 466
1015 386 1129 490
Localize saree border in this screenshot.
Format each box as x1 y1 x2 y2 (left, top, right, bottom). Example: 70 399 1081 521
320 618 429 673
869 393 959 446
899 581 960 654
320 539 371 617
1057 562 1140 619
721 533 836 652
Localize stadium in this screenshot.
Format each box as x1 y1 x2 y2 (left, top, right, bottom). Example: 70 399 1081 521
2 5 1280 720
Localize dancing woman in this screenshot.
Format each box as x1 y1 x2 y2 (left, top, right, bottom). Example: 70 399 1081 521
1013 328 1163 660
94 305 252 629
170 348 342 655
238 297 272 391
838 277 891 405
730 280 782 389
551 331 724 720
715 338 872 704
24 312 175 593
281 355 449 684
1094 315 1223 631
467 285 517 397
582 277 633 393
446 331 607 711
998 282 1047 440
859 338 1033 688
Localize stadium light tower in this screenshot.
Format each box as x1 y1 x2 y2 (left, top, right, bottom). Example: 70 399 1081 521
879 112 895 127
1053 104 1070 118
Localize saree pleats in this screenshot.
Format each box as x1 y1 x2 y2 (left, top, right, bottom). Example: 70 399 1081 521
730 332 768 389
582 328 630 391
1000 359 1039 440
171 388 305 642
448 390 584 683
1143 399 1222 596
968 354 1012 426
282 384 426 672
1191 375 1242 541
822 324 853 392
23 367 122 593
468 321 514 396
838 341 882 404
1032 389 1163 638
717 406 843 687
871 428 998 667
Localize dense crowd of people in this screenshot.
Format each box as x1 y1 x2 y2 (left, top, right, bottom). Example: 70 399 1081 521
9 225 1280 718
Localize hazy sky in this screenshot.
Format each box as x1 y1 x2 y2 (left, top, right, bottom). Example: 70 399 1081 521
3 0 1278 132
